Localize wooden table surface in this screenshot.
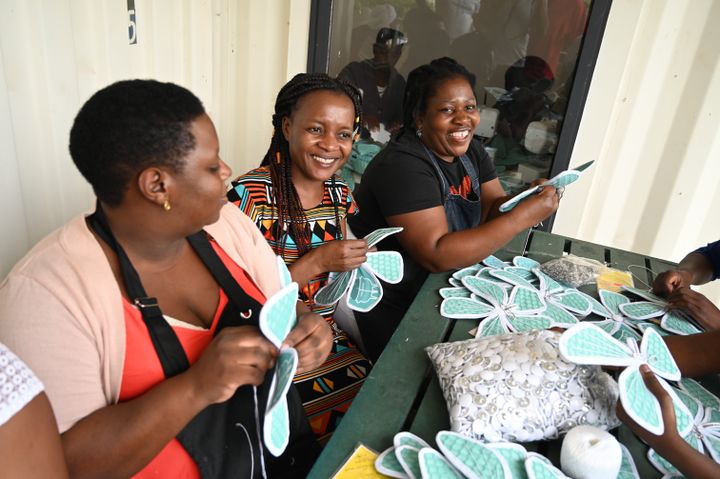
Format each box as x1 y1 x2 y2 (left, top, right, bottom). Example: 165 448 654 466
308 230 713 478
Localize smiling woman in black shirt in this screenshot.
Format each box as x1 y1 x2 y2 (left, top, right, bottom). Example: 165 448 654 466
349 57 560 361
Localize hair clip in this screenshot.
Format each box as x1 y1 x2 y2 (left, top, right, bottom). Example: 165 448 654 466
275 151 281 164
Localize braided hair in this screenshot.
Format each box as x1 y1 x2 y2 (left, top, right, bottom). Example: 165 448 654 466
402 57 476 133
261 73 363 257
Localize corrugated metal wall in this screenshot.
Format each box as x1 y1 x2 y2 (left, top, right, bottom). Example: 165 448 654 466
0 0 310 276
1 0 719 307
554 0 720 301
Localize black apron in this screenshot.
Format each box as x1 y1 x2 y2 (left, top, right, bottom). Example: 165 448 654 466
422 145 483 232
88 205 319 479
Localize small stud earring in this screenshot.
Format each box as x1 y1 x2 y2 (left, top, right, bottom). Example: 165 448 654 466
163 199 171 211
416 127 423 138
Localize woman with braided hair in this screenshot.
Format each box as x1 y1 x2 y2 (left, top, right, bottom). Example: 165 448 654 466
228 73 372 443
349 57 561 361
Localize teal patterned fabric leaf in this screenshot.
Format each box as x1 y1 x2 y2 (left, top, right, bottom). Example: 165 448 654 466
554 290 592 316
375 447 407 478
642 327 681 380
364 226 404 248
263 394 290 457
475 267 514 289
587 319 620 337
535 270 565 294
418 448 465 479
276 255 293 287
475 315 509 337
486 443 527 479
490 269 536 289
636 321 671 336
615 323 643 342
509 315 554 333
558 323 634 367
599 289 631 316
452 264 482 280
661 310 702 335
463 276 507 307
617 443 641 479
679 378 720 411
578 289 612 317
546 170 581 189
674 387 702 420
618 301 665 320
394 431 431 450
702 432 720 463
365 251 403 284
439 287 472 299
259 282 299 348
346 265 383 312
436 431 512 479
315 269 354 306
483 255 511 269
505 266 538 282
513 256 541 270
395 445 422 479
510 286 546 313
440 297 497 319
544 303 579 327
619 367 664 436
525 454 569 479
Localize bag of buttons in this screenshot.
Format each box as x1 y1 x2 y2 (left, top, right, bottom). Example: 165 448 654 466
425 329 620 443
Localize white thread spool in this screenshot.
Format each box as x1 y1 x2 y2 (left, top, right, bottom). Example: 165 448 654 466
560 425 622 479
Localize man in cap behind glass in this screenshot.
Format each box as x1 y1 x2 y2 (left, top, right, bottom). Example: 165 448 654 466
339 28 408 141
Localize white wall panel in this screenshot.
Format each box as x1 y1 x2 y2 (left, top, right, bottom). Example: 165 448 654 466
554 0 720 301
0 0 310 279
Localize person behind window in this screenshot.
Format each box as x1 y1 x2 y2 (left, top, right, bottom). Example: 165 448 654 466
400 0 451 77
652 240 720 331
339 28 408 142
348 57 560 361
618 330 720 479
0 79 332 478
0 342 68 479
228 73 372 444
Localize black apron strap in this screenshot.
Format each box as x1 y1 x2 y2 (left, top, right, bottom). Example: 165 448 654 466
186 232 263 332
87 204 190 378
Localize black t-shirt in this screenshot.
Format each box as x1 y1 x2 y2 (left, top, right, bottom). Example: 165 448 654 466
349 130 498 362
349 129 497 252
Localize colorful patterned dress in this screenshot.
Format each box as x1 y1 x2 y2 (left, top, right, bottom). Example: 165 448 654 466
228 166 371 444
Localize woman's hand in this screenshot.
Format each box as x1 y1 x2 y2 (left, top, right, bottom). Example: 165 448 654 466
508 185 560 228
616 364 679 447
653 270 693 296
313 239 369 273
188 326 278 405
617 364 720 478
283 312 333 374
667 287 720 331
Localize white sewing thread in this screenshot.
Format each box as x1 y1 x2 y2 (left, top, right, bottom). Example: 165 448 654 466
560 425 622 479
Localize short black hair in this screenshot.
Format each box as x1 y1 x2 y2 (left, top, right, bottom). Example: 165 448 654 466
402 57 476 131
69 79 205 206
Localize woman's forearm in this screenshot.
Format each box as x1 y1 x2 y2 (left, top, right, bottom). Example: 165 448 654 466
420 211 530 272
61 371 207 479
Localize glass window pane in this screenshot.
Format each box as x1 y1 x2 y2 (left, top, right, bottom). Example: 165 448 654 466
327 0 592 192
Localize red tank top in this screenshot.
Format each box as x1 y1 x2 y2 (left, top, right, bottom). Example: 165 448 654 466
118 242 267 478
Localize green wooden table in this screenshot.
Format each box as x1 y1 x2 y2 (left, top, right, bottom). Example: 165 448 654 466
308 230 704 478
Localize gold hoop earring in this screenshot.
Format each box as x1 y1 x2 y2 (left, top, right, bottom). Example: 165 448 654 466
163 199 172 211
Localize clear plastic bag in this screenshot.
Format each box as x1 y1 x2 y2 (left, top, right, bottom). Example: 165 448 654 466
539 254 606 288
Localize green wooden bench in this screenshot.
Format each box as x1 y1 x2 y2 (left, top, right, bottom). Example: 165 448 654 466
308 230 712 478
